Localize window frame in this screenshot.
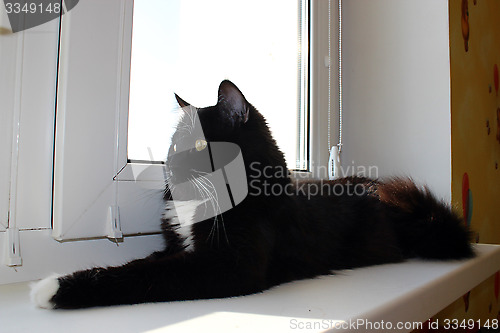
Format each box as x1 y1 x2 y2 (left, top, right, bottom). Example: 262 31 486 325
52 0 168 241
51 0 338 241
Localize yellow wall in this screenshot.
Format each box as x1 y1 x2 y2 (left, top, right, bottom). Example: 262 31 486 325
450 0 500 244
429 0 500 328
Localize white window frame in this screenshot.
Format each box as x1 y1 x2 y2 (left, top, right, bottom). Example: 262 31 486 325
52 0 167 241
52 0 337 241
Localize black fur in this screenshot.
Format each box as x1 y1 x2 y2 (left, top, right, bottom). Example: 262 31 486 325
47 80 473 309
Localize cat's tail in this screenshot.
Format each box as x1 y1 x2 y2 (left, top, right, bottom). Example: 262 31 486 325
377 178 474 260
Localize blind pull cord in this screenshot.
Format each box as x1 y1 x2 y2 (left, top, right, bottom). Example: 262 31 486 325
328 0 343 180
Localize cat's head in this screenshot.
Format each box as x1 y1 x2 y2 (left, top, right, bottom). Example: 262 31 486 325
167 80 286 184
165 80 288 215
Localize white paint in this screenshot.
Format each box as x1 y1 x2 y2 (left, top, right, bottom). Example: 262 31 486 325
6 27 24 234
30 273 60 309
0 244 497 332
0 18 60 234
52 0 164 240
15 30 59 231
52 0 133 240
341 0 452 202
0 7 60 267
0 19 54 234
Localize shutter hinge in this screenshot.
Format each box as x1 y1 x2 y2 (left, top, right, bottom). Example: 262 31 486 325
4 227 22 267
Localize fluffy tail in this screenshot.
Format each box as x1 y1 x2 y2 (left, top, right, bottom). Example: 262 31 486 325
377 178 474 260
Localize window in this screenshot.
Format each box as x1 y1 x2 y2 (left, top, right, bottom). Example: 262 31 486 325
128 0 309 170
50 0 330 242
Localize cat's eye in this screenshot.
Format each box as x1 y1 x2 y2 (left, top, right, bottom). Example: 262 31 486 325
195 139 207 151
173 144 177 152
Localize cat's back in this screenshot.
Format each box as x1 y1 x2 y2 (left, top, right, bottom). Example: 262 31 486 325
289 176 386 246
292 176 379 208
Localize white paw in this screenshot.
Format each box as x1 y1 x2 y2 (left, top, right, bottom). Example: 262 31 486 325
30 274 61 309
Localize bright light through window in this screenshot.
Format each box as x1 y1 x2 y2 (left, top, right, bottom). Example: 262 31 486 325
128 0 308 169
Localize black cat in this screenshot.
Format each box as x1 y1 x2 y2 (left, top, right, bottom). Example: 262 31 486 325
31 80 473 309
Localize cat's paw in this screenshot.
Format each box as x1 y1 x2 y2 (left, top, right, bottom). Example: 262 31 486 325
30 274 61 309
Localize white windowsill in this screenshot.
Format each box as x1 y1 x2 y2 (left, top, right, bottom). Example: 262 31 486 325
2 244 499 333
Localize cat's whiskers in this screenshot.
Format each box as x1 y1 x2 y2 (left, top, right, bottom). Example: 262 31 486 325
193 175 220 216
191 175 224 246
196 174 229 246
196 176 221 219
190 177 218 246
191 176 218 218
189 175 211 219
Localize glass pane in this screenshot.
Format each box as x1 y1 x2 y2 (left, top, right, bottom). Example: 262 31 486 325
128 0 306 168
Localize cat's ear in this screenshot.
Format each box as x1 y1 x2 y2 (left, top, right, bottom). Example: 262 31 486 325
217 80 250 126
174 93 190 108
